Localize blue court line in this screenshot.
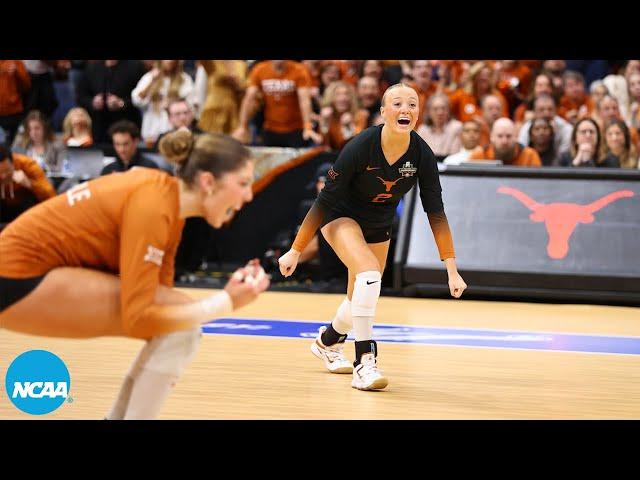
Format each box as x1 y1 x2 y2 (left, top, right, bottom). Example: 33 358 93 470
202 318 640 356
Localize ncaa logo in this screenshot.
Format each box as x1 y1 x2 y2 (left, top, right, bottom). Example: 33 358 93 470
4 350 71 415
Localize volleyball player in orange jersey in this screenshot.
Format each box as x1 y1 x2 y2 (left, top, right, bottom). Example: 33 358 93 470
278 84 467 391
0 129 269 419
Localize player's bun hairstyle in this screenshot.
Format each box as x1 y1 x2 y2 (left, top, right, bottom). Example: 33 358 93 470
159 129 252 185
159 128 194 166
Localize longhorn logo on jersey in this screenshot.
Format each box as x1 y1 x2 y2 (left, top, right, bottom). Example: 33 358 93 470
372 176 404 203
376 176 403 192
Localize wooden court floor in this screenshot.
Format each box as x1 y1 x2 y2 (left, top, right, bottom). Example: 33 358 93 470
1 289 639 419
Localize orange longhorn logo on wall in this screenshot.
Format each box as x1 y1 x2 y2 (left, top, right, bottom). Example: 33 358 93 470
498 187 635 259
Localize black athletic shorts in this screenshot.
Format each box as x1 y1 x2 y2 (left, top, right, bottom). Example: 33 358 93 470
0 275 45 313
320 208 391 244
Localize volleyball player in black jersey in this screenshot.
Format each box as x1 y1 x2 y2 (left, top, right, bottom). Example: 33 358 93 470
279 83 467 390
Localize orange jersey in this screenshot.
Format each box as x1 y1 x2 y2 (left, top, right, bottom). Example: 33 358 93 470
439 61 466 87
447 89 509 123
337 61 360 86
323 110 369 151
0 60 31 116
478 120 491 149
495 63 532 107
0 168 185 336
558 94 595 121
1 153 55 208
469 144 542 167
513 102 529 124
249 61 312 133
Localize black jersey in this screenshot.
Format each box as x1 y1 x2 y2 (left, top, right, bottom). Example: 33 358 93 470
316 124 444 229
292 125 455 260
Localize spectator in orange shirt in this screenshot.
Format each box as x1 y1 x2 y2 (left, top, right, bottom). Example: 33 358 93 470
469 117 542 167
0 130 269 419
310 62 342 119
0 144 55 230
558 70 594 124
360 60 390 97
448 62 508 123
477 94 504 148
543 60 567 93
494 60 532 115
407 60 438 121
357 76 382 127
513 72 556 127
435 61 468 91
337 60 362 87
233 60 322 148
318 81 368 152
0 60 32 144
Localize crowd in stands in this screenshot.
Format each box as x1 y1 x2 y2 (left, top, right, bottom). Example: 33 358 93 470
2 59 640 279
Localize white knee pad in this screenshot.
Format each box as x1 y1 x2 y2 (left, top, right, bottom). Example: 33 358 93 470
142 327 202 377
351 271 382 317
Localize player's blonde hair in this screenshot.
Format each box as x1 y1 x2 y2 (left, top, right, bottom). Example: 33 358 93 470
381 82 417 107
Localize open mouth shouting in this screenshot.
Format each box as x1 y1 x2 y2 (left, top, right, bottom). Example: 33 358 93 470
397 116 412 127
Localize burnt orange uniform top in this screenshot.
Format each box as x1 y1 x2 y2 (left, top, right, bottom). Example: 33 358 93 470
469 144 542 167
0 168 185 338
1 153 56 208
248 60 312 133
